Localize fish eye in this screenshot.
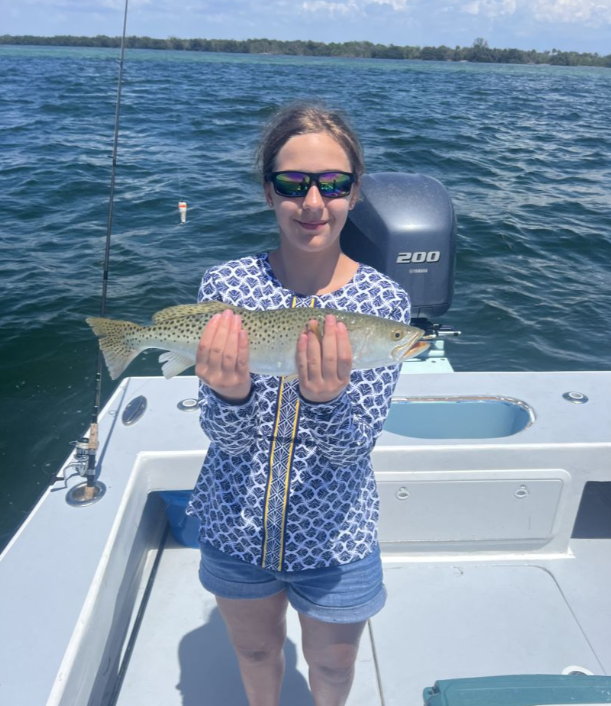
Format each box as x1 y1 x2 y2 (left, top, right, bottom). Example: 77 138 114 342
393 331 401 340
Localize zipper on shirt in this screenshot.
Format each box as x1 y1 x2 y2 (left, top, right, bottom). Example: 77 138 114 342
261 296 316 570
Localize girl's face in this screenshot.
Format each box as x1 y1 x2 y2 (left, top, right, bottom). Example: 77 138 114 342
264 131 359 257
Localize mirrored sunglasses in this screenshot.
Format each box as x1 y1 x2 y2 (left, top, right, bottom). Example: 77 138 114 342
266 171 355 199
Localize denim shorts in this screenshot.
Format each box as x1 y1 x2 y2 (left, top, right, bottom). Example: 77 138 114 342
198 542 386 624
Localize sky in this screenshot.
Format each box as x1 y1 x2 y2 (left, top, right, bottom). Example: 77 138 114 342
1 0 610 55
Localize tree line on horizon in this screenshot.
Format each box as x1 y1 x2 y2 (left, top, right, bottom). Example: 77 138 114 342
1 34 609 68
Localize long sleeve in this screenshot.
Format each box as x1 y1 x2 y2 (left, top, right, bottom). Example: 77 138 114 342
299 366 400 466
196 267 258 455
298 288 411 467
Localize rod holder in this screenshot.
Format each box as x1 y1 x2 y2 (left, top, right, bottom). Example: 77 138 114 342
66 480 107 507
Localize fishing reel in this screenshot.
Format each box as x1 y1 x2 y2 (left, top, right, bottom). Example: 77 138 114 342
51 436 106 506
67 436 92 477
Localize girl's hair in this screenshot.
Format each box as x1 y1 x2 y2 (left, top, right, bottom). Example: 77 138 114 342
255 101 365 180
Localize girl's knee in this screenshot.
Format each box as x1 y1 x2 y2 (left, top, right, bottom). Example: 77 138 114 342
233 643 284 665
304 643 359 677
314 662 355 687
231 631 286 664
300 616 365 674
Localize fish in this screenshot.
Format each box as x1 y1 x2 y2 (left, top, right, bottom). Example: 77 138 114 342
86 301 428 380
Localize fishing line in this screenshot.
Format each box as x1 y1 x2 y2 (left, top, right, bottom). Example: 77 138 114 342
84 0 130 499
166 52 188 221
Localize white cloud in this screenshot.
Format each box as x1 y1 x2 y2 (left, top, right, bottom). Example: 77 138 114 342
458 0 517 17
301 0 414 14
21 0 151 10
458 0 611 24
445 0 611 24
301 0 356 16
367 0 413 9
532 0 611 25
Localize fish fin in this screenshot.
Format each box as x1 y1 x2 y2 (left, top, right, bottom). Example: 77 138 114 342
86 317 144 380
158 351 194 379
152 301 238 323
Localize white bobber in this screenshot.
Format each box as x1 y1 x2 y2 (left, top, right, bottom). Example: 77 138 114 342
178 201 187 223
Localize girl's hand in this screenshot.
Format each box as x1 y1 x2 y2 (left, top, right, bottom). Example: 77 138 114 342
195 309 251 403
296 314 352 404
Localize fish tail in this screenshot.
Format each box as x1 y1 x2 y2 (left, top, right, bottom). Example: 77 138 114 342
86 317 145 380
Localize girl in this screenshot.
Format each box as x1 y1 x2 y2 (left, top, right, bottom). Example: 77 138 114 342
187 102 411 706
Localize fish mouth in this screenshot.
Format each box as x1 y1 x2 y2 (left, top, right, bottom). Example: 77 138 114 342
391 332 429 361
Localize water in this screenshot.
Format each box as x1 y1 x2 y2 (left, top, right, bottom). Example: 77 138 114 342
1 46 610 551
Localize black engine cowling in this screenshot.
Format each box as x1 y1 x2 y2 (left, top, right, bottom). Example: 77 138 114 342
341 173 456 321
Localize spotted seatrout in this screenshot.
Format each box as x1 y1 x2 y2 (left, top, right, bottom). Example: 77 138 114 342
86 301 427 380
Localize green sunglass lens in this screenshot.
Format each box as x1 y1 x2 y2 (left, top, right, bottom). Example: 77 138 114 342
272 172 353 198
275 173 309 196
318 173 352 197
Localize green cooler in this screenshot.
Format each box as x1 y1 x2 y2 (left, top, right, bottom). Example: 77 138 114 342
423 674 611 706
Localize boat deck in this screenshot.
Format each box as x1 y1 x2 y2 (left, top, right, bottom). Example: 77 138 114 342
3 372 611 706
115 535 611 706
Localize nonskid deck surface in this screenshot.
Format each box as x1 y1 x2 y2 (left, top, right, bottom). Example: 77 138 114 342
115 537 611 706
115 536 382 706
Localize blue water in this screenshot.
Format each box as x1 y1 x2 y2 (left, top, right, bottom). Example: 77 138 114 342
1 46 610 549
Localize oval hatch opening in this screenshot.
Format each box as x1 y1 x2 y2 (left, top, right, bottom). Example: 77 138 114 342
384 396 534 439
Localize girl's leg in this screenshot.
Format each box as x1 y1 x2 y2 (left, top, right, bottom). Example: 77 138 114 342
216 590 289 706
299 613 367 706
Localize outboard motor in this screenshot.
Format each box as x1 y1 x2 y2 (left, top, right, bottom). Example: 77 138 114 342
341 173 458 336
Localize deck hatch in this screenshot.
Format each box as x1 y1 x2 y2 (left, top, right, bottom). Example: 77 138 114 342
377 477 564 545
122 395 147 426
384 395 534 439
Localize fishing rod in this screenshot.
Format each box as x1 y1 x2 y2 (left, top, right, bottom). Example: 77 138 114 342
65 0 130 505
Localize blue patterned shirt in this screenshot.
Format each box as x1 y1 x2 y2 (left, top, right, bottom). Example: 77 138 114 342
187 252 411 571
